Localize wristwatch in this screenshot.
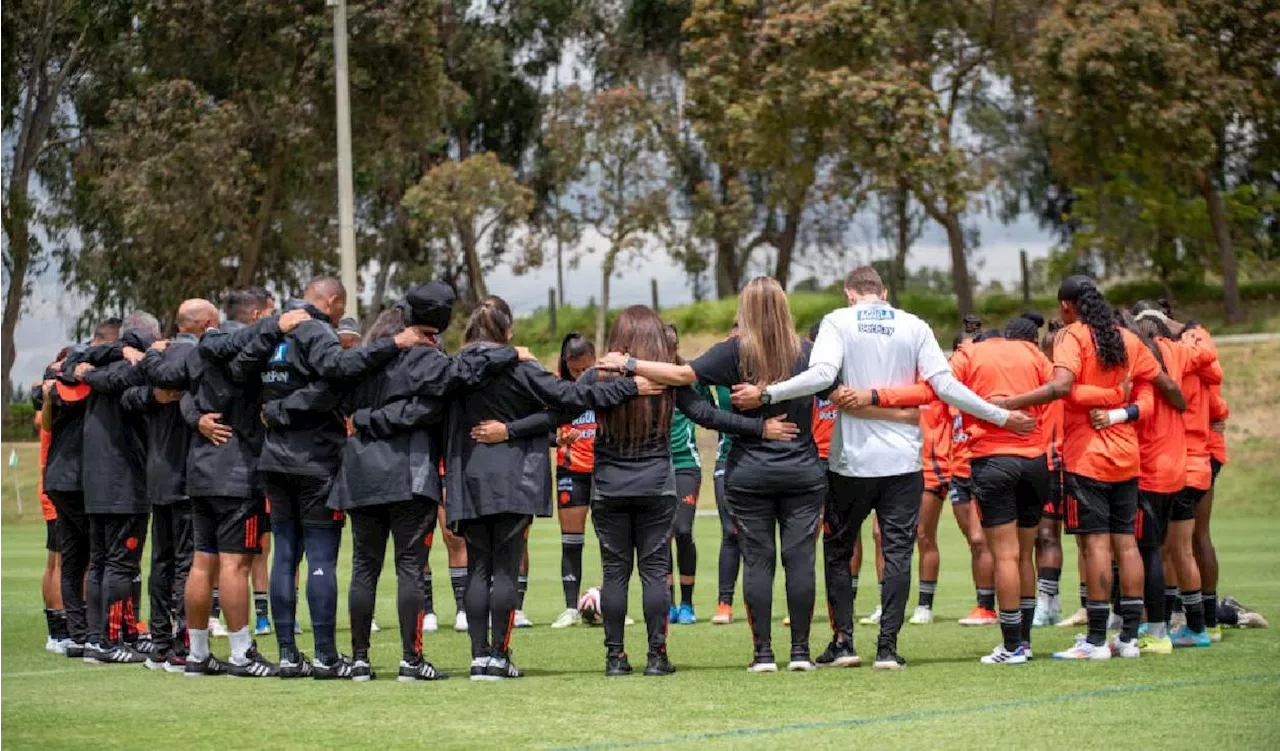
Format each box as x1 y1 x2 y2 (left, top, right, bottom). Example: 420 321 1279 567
760 388 774 406
624 356 636 376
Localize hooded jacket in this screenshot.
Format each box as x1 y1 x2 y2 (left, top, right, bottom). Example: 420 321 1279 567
74 336 154 515
128 334 198 505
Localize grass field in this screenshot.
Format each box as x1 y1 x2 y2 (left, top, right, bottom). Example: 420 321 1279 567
3 342 1279 749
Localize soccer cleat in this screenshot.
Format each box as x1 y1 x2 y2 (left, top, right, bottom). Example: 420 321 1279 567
669 605 679 624
1238 610 1269 629
134 634 155 654
747 650 778 673
606 652 633 677
370 620 381 634
165 653 187 674
624 616 636 626
313 654 355 680
1169 611 1188 630
1057 607 1089 627
980 644 1029 665
1208 625 1223 643
45 635 59 653
513 610 533 629
454 612 469 632
397 657 448 682
278 649 315 679
82 643 106 664
859 606 883 625
470 657 493 681
64 642 86 659
1052 634 1111 661
551 608 582 629
711 603 733 625
485 652 523 680
815 640 861 668
254 615 271 636
350 658 375 682
209 618 229 638
51 638 72 655
1171 626 1212 648
958 607 998 626
645 651 677 676
144 652 170 671
184 654 228 677
1021 642 1035 661
872 650 907 671
1109 636 1140 659
422 613 440 633
1032 594 1061 626
228 646 280 678
676 603 697 625
909 605 934 625
787 647 816 672
100 644 147 664
1137 634 1173 655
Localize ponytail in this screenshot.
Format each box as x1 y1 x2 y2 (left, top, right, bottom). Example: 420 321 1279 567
1060 277 1127 371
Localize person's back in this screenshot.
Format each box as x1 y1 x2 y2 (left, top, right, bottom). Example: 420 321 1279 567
949 338 1050 458
1135 338 1190 494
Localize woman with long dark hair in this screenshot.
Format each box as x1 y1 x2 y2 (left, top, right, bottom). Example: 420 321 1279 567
551 332 597 628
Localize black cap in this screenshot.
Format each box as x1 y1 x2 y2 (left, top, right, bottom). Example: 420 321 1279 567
403 281 455 332
1057 275 1096 303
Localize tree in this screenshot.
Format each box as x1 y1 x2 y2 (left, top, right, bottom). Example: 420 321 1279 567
402 152 535 306
546 86 669 351
2 0 124 405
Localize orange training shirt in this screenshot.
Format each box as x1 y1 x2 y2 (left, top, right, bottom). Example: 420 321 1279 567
1133 338 1191 494
949 338 1051 459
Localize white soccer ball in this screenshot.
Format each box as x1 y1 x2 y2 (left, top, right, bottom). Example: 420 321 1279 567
577 586 604 626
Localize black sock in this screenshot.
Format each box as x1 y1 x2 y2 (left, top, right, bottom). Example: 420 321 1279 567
850 576 859 604
517 575 528 611
1164 587 1180 625
977 588 995 611
561 533 585 609
1020 597 1035 646
254 592 269 621
999 610 1022 652
1118 597 1143 641
423 572 435 615
1037 568 1060 598
1086 601 1110 646
1183 590 1206 632
45 608 69 639
211 588 221 619
449 567 467 611
680 582 694 606
1203 591 1218 628
1110 564 1121 611
918 580 936 609
1079 583 1087 610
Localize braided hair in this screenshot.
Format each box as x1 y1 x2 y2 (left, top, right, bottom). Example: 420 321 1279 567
1130 300 1175 372
1058 276 1127 371
1005 316 1041 343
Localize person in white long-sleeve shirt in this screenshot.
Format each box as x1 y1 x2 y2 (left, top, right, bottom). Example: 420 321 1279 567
732 266 1034 670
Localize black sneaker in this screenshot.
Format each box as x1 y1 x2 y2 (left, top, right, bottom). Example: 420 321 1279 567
644 651 676 676
227 646 280 678
606 652 633 677
82 643 107 664
279 648 314 679
144 650 170 671
64 643 86 659
184 654 227 677
100 644 148 664
312 653 354 680
815 639 861 668
469 657 493 681
747 648 778 673
485 652 523 679
350 658 375 682
133 635 155 654
787 646 815 672
165 653 187 674
872 649 907 671
398 657 449 682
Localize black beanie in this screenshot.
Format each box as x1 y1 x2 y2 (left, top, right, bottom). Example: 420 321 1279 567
403 281 455 332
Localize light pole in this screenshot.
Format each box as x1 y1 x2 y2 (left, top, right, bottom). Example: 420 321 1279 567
329 0 358 317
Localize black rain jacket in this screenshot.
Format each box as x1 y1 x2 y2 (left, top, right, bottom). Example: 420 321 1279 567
130 334 198 505
73 341 153 515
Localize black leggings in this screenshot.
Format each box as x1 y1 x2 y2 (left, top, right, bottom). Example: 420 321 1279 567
724 484 823 655
593 495 677 656
349 500 432 661
50 492 90 644
671 469 700 583
714 467 741 605
459 514 531 660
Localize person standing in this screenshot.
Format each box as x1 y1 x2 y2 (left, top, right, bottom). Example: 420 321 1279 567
549 333 598 629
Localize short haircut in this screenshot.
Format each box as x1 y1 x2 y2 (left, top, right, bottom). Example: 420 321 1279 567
843 266 884 295
225 287 270 322
93 318 123 343
304 276 345 300
123 310 161 339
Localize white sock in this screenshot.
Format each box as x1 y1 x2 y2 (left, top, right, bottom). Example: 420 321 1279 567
229 626 252 663
189 628 210 661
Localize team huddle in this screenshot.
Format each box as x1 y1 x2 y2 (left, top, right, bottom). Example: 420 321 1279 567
30 266 1267 682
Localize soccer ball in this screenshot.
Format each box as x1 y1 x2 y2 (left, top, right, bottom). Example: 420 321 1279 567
577 586 604 626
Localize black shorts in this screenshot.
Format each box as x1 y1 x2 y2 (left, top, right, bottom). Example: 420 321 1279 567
261 471 344 529
950 476 972 505
1173 486 1205 522
1042 468 1065 521
1136 490 1177 549
258 494 272 535
193 496 265 555
1210 458 1224 486
970 455 1048 529
45 519 58 552
557 470 592 509
1064 474 1138 535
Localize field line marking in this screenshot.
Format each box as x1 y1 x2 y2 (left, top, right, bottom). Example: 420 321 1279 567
559 672 1280 750
3 667 98 678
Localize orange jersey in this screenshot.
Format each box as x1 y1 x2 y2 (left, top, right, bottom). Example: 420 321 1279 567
1054 323 1162 482
1179 327 1223 490
1133 339 1192 493
920 400 952 488
556 409 596 474
38 428 56 521
949 405 971 479
812 397 838 461
1043 400 1064 471
949 339 1051 459
1208 385 1228 465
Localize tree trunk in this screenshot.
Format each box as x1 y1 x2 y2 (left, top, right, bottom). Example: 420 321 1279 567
1196 169 1244 323
236 144 285 286
891 185 911 307
941 213 974 316
1 193 31 407
772 200 803 290
459 220 488 306
596 256 613 354
714 235 739 298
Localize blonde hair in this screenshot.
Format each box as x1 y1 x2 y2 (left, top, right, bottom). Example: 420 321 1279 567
735 276 801 386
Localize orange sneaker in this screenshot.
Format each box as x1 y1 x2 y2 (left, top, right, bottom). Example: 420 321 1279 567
135 621 150 635
711 602 733 625
958 607 998 626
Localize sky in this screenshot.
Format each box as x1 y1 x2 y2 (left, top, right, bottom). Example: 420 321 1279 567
7 209 1056 388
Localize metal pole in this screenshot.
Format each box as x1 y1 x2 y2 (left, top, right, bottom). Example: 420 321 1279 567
332 0 359 317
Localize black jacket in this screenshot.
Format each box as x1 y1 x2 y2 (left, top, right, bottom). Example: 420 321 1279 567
444 351 641 525
326 343 523 511
79 357 151 515
129 334 198 505
42 379 90 495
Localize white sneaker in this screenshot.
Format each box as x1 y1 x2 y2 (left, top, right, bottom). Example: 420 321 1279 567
513 610 533 628
210 618 229 638
909 606 933 625
1239 611 1270 629
45 636 59 653
1052 634 1111 660
551 608 582 629
787 658 817 672
624 616 636 626
370 620 381 633
454 612 469 632
1110 635 1140 658
1106 612 1123 631
1032 594 1060 626
980 644 1029 665
422 613 439 634
52 638 72 655
859 605 883 625
1057 607 1089 627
